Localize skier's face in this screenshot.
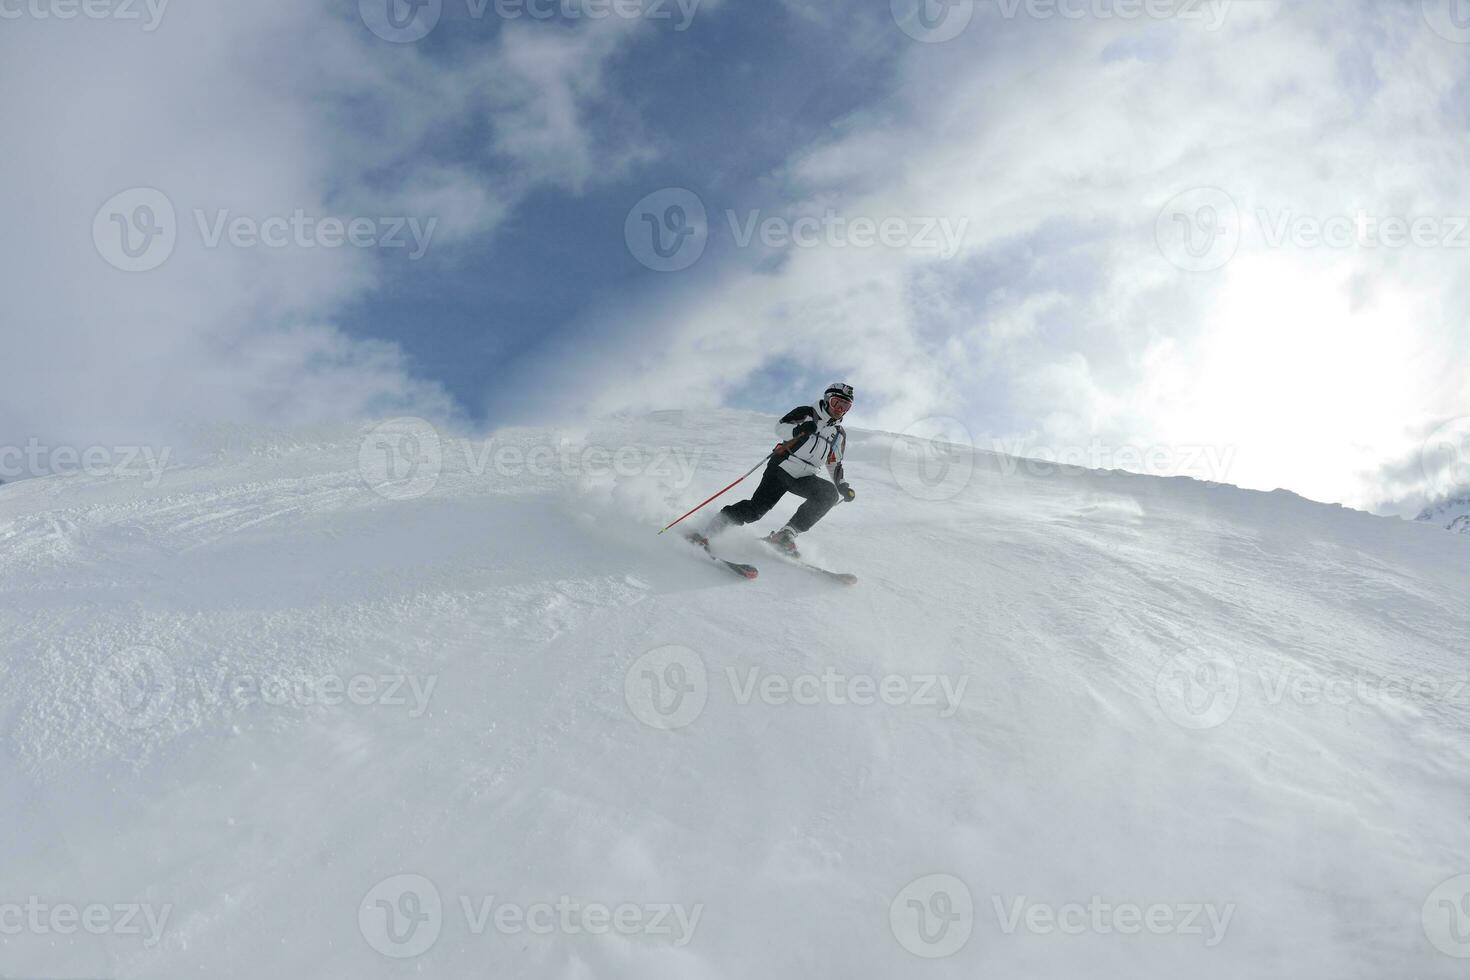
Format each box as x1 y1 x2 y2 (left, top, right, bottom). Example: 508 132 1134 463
826 395 851 418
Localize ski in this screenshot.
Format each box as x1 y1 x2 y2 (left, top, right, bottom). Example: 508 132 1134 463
776 556 858 586
796 561 857 585
683 532 759 580
760 534 857 585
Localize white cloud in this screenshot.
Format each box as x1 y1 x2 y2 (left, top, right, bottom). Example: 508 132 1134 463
557 1 1470 512
0 0 659 467
483 19 657 190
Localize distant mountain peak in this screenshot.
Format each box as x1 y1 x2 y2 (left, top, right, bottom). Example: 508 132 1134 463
1416 489 1470 533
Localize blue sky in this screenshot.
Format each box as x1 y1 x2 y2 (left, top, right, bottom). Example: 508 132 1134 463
3 0 1469 514
344 0 903 421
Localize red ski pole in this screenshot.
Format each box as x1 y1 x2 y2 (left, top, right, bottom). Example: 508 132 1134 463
658 440 796 535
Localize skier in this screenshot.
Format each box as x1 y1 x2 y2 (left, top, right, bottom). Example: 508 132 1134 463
699 382 856 556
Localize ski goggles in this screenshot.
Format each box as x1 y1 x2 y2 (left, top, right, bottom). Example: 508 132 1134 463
826 394 852 417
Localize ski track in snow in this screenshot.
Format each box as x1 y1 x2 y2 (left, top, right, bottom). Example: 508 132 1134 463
1 410 1467 978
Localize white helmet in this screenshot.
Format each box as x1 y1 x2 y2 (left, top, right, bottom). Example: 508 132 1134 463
821 382 853 419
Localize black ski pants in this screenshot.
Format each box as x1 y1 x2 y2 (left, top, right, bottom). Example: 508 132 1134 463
720 461 839 533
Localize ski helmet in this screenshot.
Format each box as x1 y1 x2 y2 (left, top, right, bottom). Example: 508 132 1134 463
822 382 854 418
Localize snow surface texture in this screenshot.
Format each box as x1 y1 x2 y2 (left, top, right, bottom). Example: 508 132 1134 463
2 410 1468 978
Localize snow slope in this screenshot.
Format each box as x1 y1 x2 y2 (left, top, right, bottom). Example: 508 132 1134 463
2 409 1468 979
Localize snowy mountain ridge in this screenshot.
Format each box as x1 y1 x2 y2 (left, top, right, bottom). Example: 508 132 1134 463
1417 489 1470 533
2 410 1468 979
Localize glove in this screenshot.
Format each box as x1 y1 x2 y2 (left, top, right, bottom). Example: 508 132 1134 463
837 482 855 502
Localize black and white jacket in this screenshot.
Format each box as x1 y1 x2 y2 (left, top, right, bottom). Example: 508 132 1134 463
774 402 846 482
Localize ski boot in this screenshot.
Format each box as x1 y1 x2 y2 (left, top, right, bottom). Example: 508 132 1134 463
689 513 734 548
763 525 801 558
